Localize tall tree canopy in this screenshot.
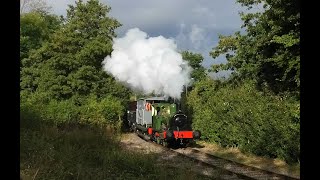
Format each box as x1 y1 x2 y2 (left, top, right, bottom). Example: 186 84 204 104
20 12 61 60
210 0 300 94
21 0 130 101
181 51 207 82
20 0 51 14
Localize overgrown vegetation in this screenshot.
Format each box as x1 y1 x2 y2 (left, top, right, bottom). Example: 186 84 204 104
19 0 135 178
210 0 300 94
182 0 300 164
186 79 299 163
21 104 211 179
21 0 131 102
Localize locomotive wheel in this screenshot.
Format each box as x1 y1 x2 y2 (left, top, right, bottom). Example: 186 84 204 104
131 125 136 132
179 142 187 148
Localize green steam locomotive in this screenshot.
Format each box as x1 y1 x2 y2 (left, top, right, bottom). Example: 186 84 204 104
127 96 201 147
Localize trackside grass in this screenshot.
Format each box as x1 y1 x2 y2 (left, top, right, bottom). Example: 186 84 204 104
20 116 212 180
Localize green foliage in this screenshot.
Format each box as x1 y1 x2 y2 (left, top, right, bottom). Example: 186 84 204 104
20 0 130 101
187 79 299 163
21 93 126 128
179 51 207 112
44 100 80 125
210 0 300 93
20 0 131 131
181 51 207 82
20 11 61 60
79 95 124 126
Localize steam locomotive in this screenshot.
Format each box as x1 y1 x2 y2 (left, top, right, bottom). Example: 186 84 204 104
127 96 201 147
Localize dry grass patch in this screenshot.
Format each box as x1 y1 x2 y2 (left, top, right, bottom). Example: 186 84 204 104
196 141 300 178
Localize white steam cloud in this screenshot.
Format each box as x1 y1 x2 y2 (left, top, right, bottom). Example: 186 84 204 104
102 28 192 99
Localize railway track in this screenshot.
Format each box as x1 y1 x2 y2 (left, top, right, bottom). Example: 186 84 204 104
173 147 299 180
137 132 299 180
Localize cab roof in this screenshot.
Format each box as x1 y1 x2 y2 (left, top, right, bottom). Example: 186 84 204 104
139 97 166 101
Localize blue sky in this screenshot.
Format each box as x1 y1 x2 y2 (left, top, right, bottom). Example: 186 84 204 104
45 0 248 77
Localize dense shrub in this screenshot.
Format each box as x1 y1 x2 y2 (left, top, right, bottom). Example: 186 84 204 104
187 79 300 163
44 99 80 124
20 92 125 128
79 95 125 128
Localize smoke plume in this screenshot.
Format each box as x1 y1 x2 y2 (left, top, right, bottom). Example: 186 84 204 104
102 28 192 99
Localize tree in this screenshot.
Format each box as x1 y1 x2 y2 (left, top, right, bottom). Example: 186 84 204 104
20 12 61 60
20 0 51 14
21 0 130 102
181 51 207 82
210 0 300 94
179 51 207 112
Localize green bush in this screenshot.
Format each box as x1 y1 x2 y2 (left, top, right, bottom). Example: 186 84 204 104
44 99 80 125
20 91 125 128
187 79 300 163
20 91 52 129
79 95 124 127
